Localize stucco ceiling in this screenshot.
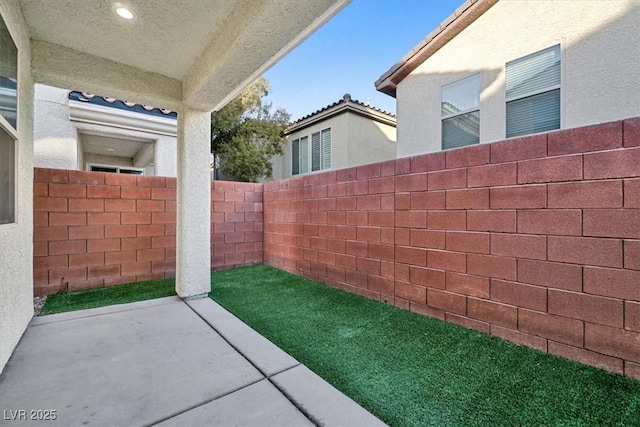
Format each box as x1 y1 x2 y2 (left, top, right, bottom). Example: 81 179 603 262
79 133 150 159
20 0 349 111
20 0 243 81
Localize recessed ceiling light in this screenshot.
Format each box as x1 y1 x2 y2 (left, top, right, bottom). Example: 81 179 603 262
107 148 116 152
115 7 135 20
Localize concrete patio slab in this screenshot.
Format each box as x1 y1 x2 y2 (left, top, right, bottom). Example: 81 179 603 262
0 299 261 426
0 297 387 426
187 298 299 377
30 296 182 325
157 379 313 426
271 365 388 427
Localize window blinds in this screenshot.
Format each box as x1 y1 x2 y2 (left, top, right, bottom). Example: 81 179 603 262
291 138 299 175
441 74 480 149
311 132 321 171
442 111 480 150
295 128 330 175
321 128 331 170
506 45 561 138
299 136 309 174
507 89 560 138
292 137 309 175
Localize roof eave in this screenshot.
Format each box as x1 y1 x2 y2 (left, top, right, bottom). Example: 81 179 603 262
376 82 397 99
374 0 498 97
286 102 396 135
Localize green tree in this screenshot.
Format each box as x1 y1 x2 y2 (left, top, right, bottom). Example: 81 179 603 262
211 77 290 182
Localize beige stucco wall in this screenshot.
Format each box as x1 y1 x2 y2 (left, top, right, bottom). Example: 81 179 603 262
267 152 283 182
84 153 134 167
33 84 77 168
33 84 178 176
0 0 35 374
276 113 349 180
153 134 176 177
396 0 640 158
175 108 211 298
345 112 396 168
274 112 396 180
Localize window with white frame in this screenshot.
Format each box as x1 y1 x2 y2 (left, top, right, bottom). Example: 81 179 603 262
506 44 561 138
291 136 309 175
311 128 331 172
441 74 480 150
0 14 18 225
88 164 144 175
291 128 331 175
0 127 15 224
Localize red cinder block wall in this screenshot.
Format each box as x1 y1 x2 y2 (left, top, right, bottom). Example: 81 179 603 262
33 171 262 296
31 117 640 379
263 117 640 380
211 180 264 269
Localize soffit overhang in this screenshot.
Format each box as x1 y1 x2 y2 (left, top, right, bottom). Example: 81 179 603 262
20 0 350 112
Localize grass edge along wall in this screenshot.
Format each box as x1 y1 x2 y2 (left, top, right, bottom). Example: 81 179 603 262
263 116 640 380
33 116 640 379
40 266 640 426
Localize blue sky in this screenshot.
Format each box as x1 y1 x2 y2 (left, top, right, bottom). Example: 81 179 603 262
263 0 464 121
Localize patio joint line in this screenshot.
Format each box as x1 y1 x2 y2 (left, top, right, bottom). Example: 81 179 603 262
184 300 319 426
265 362 299 379
32 300 178 326
143 377 266 427
266 373 324 427
185 301 303 378
31 309 148 326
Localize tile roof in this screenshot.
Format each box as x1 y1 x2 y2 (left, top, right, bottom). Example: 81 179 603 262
68 91 177 119
287 93 395 133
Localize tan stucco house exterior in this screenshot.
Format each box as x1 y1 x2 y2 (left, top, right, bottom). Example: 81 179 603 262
376 0 640 158
271 94 396 180
0 0 348 374
34 84 178 177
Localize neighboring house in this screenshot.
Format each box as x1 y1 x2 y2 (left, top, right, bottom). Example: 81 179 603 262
33 84 178 176
375 0 640 158
271 94 396 180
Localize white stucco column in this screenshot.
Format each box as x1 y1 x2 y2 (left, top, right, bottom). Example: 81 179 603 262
176 107 211 298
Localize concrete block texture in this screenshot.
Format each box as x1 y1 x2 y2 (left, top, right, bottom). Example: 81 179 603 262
262 118 640 380
32 168 263 296
30 117 640 380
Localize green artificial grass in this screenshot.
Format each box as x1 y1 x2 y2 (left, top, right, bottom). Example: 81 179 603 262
210 265 640 427
40 277 176 315
40 265 640 426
